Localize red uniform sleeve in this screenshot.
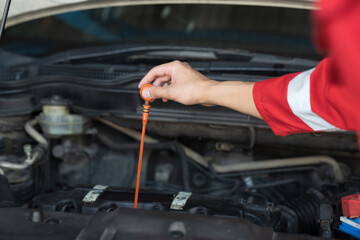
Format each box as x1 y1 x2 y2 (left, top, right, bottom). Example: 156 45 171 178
253 0 360 137
253 58 344 136
252 71 314 136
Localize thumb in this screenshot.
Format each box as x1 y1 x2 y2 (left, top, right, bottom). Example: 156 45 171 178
143 86 171 100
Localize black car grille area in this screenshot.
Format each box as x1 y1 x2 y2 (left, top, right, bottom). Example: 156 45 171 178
37 65 133 80
0 68 30 81
0 65 138 81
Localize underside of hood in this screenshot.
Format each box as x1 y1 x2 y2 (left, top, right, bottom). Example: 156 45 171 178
0 0 315 27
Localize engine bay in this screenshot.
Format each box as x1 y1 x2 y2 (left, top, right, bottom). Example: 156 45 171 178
0 1 358 238
0 86 359 239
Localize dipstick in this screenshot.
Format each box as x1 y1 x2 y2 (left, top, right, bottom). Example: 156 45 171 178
134 84 152 209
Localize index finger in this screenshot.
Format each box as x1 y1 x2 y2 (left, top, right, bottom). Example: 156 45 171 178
138 62 174 88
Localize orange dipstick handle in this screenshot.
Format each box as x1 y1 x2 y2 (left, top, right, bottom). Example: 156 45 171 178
134 84 152 209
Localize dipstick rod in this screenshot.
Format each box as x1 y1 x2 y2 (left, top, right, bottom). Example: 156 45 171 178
134 84 152 209
134 102 150 209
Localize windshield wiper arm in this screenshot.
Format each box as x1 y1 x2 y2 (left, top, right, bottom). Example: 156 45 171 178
37 44 317 69
38 45 225 65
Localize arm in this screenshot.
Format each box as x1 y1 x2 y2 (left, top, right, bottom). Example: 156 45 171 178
139 57 354 136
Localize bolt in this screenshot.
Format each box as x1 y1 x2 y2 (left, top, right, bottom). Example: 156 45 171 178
52 145 64 158
24 144 32 159
266 202 275 211
31 209 43 223
45 218 61 225
168 221 187 238
192 173 207 187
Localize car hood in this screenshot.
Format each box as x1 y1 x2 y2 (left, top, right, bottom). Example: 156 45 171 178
0 0 315 27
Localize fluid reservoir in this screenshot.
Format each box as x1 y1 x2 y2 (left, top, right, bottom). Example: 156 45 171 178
39 95 89 137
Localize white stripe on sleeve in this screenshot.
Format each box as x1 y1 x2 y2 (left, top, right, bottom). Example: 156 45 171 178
287 68 343 132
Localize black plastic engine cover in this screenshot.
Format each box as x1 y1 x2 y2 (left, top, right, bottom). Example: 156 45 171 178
0 207 325 240
30 186 246 218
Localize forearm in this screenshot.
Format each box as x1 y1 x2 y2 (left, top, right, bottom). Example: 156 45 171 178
203 80 262 119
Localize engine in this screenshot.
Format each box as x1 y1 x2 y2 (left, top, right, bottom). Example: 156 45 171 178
0 94 358 240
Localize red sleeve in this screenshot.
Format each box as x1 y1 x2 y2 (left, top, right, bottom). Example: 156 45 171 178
253 58 344 136
253 0 360 136
253 56 359 135
253 72 313 136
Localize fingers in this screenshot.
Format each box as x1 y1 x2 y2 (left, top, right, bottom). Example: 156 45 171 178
142 86 171 100
140 74 170 102
162 82 170 102
138 61 176 88
153 76 171 87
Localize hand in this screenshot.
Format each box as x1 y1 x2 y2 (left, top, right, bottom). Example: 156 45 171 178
138 60 216 105
138 60 261 119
